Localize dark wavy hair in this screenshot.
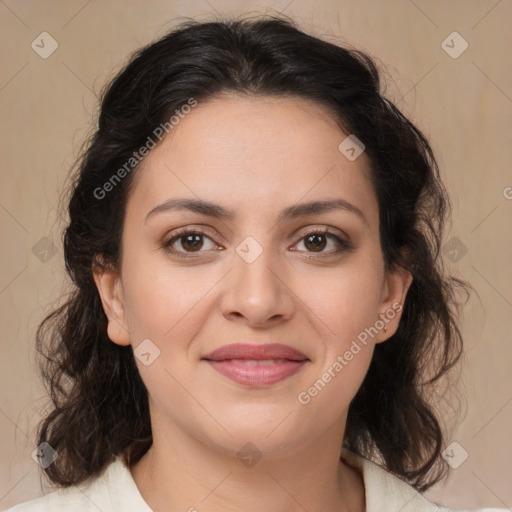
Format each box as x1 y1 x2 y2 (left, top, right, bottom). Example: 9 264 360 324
35 15 469 493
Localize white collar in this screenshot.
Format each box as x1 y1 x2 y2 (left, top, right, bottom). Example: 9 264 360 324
340 448 447 511
99 450 496 512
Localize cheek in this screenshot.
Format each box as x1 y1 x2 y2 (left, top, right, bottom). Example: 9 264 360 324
121 254 214 342
293 344 373 449
120 256 221 426
298 255 384 342
293 255 382 409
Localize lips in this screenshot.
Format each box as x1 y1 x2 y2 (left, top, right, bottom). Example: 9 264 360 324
202 343 309 387
203 343 308 362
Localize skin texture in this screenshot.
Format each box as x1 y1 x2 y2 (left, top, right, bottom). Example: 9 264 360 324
93 93 412 512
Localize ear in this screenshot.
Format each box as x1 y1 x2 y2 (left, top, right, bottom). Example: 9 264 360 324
375 262 413 344
92 257 131 346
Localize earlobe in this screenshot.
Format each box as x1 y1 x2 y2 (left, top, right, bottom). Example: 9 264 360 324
92 259 131 346
376 264 413 343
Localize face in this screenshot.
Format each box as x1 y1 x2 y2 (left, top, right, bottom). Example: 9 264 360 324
94 93 411 459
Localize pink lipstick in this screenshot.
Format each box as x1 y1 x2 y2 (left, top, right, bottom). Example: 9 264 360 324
202 343 309 388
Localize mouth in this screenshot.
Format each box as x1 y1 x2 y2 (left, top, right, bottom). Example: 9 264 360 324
202 343 310 388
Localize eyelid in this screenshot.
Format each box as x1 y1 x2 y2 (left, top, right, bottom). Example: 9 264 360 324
295 225 349 242
164 225 221 244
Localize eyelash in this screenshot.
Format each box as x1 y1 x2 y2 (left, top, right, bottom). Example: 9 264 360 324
163 226 353 260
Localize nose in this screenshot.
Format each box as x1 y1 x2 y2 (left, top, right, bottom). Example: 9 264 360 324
219 240 295 327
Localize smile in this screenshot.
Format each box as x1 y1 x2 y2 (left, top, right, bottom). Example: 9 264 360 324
202 343 310 387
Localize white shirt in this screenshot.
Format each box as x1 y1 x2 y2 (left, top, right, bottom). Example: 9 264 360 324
4 450 507 511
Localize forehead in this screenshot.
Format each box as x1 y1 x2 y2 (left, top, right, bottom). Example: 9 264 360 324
126 93 378 226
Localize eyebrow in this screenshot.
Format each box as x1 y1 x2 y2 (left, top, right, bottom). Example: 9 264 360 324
145 197 367 225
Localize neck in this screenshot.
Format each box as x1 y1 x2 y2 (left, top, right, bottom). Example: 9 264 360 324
130 416 365 512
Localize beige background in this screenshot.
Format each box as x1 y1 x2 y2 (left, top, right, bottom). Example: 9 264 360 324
1 0 511 509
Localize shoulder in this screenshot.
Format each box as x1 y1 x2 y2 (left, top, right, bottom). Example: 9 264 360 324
3 456 151 512
3 485 102 511
341 449 507 512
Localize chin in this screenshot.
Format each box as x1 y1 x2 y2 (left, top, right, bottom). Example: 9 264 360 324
197 408 316 459
207 430 304 463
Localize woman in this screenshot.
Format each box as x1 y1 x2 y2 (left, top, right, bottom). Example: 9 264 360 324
7 15 506 512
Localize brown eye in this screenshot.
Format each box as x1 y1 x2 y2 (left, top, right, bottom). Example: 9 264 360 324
293 229 352 257
304 233 327 252
165 229 218 257
179 233 204 252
